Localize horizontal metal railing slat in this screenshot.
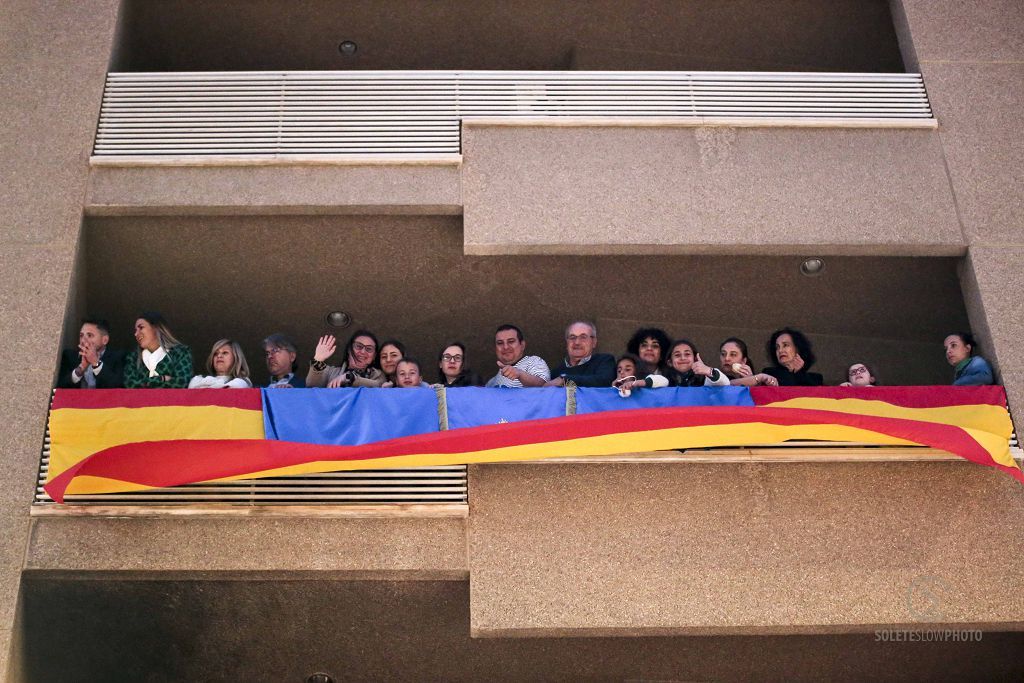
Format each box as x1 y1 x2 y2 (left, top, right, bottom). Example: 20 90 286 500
94 70 933 156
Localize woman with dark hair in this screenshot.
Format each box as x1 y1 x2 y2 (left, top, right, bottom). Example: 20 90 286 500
626 327 671 377
944 332 994 386
840 362 877 387
306 329 385 388
188 339 252 388
622 339 730 389
436 342 482 387
123 312 193 388
762 327 823 386
378 339 406 387
720 337 777 387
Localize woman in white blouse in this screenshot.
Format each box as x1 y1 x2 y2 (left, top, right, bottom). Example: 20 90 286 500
188 339 253 389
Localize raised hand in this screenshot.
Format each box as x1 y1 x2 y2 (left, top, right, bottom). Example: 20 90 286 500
78 340 99 369
313 335 337 362
497 361 520 380
691 353 712 377
732 362 753 378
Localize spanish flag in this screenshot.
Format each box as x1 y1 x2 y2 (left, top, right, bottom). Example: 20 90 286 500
44 386 1019 503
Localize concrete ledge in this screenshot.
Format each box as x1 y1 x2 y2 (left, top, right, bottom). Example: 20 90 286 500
463 116 938 130
26 514 467 578
462 123 963 255
30 503 468 519
86 160 462 215
468 460 1024 637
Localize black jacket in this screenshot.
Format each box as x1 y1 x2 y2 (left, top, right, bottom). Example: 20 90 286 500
57 348 126 389
552 353 617 387
762 366 824 387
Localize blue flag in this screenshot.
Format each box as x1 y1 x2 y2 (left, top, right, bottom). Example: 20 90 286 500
575 386 754 414
445 387 567 429
262 387 439 445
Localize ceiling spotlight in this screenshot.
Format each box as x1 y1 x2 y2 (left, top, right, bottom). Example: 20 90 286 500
800 258 824 277
338 40 358 56
307 674 334 683
326 311 352 328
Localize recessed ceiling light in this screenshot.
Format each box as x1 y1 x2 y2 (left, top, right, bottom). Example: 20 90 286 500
800 258 824 277
326 311 352 328
338 40 357 56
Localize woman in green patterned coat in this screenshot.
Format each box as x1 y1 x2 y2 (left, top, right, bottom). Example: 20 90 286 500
123 312 193 388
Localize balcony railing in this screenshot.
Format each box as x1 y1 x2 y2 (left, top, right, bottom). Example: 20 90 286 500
36 387 1018 507
94 71 935 157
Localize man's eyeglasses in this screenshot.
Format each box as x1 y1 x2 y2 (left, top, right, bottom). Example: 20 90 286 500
265 347 289 357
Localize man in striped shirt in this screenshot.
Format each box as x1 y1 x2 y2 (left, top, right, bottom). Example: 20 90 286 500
485 323 551 388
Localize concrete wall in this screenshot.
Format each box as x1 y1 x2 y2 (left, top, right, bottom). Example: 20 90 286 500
462 123 963 256
891 0 1024 419
87 160 462 216
19 577 1024 681
469 461 1024 637
0 1 123 678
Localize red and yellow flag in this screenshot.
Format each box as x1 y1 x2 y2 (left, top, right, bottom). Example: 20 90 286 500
44 386 1019 503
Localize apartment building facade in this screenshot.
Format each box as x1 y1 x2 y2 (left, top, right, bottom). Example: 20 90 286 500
2 1 1023 679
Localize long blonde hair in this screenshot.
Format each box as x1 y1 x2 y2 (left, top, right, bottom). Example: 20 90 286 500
205 339 250 379
134 312 183 368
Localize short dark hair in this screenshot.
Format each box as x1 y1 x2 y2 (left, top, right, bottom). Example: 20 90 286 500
719 337 750 363
397 357 421 374
947 332 978 355
495 324 524 342
767 327 816 370
616 352 641 368
848 361 879 385
263 333 298 372
626 327 671 361
81 318 111 337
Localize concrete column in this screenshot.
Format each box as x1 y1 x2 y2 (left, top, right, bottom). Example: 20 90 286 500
0 1 122 678
892 0 1024 423
960 247 1024 421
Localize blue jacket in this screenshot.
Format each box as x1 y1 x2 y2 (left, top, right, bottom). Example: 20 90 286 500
953 355 994 386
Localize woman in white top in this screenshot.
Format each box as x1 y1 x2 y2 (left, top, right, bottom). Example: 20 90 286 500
188 339 253 389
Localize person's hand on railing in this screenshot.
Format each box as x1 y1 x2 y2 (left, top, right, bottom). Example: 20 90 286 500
313 335 336 362
754 373 778 386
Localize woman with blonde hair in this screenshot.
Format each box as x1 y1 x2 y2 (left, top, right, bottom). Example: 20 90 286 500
123 312 193 388
188 339 253 388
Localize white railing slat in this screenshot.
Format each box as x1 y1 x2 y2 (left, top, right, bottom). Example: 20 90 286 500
93 70 934 157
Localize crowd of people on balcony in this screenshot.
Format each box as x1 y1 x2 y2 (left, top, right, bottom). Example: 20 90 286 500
57 313 996 391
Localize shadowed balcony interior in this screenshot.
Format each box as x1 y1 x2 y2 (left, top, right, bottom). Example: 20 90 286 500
64 215 968 389
111 0 905 72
